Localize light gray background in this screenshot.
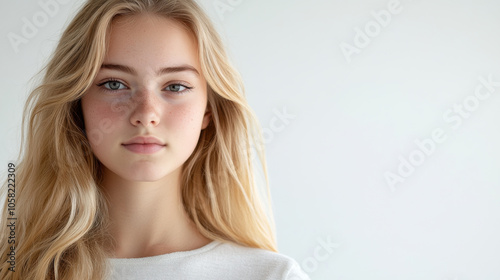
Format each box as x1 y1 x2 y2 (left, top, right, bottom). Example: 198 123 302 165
2 0 500 279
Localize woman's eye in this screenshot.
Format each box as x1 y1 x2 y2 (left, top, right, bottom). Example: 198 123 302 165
101 80 127 91
166 84 190 93
97 80 191 94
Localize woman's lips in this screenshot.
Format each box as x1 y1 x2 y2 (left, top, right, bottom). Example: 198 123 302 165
122 143 165 154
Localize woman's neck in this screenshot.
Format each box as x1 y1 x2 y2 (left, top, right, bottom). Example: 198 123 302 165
101 166 211 258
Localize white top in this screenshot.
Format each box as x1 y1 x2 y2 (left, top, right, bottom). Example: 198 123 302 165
108 240 311 280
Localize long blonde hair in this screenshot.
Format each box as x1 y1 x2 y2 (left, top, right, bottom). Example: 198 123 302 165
0 0 276 279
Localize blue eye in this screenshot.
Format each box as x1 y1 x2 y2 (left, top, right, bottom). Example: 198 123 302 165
97 79 193 95
166 84 192 94
98 79 127 91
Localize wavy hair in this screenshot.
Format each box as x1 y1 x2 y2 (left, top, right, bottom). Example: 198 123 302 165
0 0 276 279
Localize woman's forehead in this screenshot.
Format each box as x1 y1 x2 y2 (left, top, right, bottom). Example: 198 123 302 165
104 14 201 73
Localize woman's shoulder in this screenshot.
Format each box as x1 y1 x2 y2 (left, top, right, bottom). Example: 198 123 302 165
209 240 311 280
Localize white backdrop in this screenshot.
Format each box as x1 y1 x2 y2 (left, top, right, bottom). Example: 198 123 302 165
1 0 500 279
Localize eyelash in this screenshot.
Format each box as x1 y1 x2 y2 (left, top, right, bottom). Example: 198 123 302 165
96 78 193 95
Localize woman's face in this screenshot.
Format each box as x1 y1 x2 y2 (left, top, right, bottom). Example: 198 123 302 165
81 14 210 182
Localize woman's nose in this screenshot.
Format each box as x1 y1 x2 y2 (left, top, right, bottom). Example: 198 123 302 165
129 90 160 127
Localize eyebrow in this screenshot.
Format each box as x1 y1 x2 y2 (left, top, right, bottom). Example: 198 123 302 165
100 63 200 77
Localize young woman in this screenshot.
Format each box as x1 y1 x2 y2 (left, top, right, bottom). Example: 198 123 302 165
0 0 310 279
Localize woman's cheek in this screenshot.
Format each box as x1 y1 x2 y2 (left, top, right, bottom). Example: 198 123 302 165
164 107 201 151
169 106 201 133
83 99 122 147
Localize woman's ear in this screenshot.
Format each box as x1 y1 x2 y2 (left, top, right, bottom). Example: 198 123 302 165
201 106 212 130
